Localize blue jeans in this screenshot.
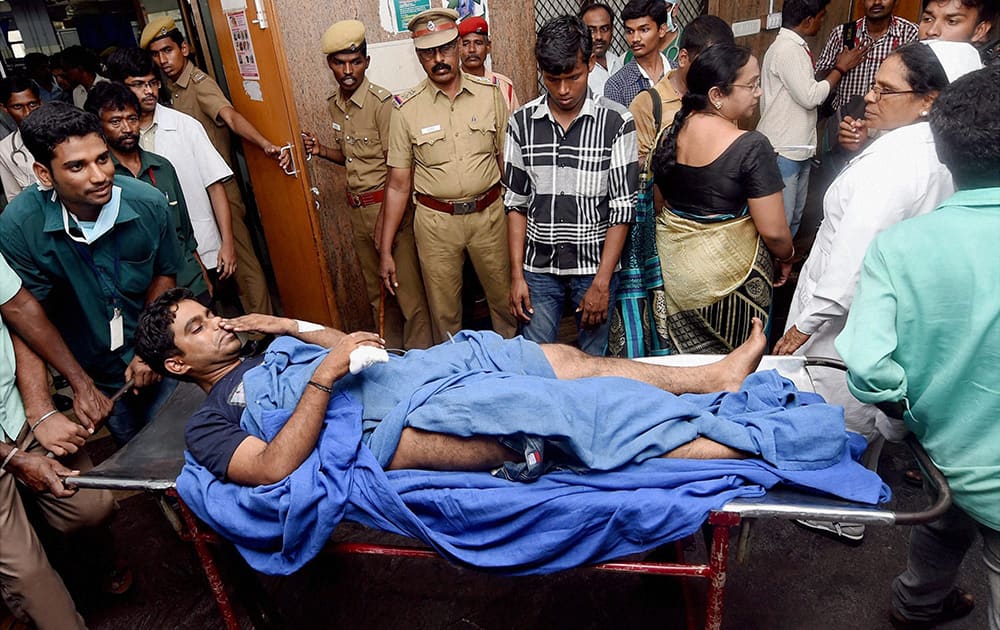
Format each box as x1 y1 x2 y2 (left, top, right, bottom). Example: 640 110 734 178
104 377 179 444
520 271 619 356
777 156 811 237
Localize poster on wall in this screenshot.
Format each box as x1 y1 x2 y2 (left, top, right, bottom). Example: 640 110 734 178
225 9 260 80
381 0 489 35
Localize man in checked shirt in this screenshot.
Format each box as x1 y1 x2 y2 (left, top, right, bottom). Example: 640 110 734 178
504 15 638 356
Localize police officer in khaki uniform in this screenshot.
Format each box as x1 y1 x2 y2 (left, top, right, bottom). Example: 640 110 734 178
140 17 275 316
380 8 515 343
300 20 432 350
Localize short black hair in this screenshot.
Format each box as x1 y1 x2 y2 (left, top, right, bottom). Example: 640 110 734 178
930 65 1000 189
0 77 40 105
922 0 997 24
83 81 141 119
621 0 668 27
578 0 614 22
105 47 157 82
782 0 832 28
536 15 594 75
135 287 197 376
166 28 186 46
327 40 369 62
60 45 102 74
24 52 50 73
679 14 736 58
893 42 950 95
20 102 105 167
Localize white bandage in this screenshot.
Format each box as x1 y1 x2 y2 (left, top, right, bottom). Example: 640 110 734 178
295 319 325 333
349 345 389 374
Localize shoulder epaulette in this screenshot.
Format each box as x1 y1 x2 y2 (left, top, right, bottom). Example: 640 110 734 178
191 70 208 84
369 82 392 103
465 73 496 88
392 83 423 108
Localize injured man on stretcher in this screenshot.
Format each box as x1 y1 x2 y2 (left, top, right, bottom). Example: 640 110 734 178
133 288 888 575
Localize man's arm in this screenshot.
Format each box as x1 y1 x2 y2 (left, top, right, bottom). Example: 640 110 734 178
217 105 289 169
225 331 383 485
378 166 414 295
301 131 346 165
218 313 349 348
206 181 237 279
0 441 78 497
1 286 112 431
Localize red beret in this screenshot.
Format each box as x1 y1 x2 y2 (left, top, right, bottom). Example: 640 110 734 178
458 16 489 37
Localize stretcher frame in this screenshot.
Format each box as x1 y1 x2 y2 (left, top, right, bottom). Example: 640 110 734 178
65 356 951 630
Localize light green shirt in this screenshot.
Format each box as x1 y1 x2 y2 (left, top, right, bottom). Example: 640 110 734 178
0 253 25 442
837 187 1000 529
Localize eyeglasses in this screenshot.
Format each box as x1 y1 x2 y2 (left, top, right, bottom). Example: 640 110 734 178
416 40 458 60
105 114 140 129
125 78 162 91
868 84 917 102
727 79 762 90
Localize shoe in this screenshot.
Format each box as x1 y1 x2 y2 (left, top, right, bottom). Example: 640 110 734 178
890 587 975 629
793 519 865 546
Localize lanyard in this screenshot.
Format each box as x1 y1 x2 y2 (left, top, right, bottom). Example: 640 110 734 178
71 233 122 310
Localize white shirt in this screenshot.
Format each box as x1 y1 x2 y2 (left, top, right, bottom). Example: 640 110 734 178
587 51 623 97
140 104 233 268
0 130 37 203
788 122 955 337
72 75 109 109
757 28 831 161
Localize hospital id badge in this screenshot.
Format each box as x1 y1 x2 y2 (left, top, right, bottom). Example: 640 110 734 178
109 308 124 351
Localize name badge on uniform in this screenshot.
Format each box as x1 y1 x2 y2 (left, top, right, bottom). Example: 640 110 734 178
332 122 342 131
420 124 442 134
109 307 124 351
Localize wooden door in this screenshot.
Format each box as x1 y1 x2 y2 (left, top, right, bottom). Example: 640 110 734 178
206 0 342 327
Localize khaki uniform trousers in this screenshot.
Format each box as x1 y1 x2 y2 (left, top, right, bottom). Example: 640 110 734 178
1 425 114 630
351 200 432 350
223 177 273 315
413 197 515 343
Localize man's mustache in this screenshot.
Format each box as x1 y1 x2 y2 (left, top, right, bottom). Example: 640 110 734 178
432 63 452 73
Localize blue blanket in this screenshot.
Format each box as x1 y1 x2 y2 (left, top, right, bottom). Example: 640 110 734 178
177 337 890 576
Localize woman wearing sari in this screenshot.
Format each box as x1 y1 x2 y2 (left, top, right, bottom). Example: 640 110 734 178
651 44 793 354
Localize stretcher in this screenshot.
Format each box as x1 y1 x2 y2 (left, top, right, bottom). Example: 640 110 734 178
65 355 950 630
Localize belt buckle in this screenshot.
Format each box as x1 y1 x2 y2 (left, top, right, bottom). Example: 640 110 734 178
349 194 361 208
452 199 477 215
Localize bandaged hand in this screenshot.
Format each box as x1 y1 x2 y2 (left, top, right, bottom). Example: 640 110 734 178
349 345 389 374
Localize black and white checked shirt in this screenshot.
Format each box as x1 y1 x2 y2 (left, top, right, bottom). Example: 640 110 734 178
816 16 918 111
503 93 638 276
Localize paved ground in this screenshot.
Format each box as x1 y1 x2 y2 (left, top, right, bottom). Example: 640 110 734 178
57 439 986 630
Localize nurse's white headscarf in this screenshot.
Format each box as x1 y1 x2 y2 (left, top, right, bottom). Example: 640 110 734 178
922 40 984 83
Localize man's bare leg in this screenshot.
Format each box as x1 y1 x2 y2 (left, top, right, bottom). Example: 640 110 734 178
386 429 752 472
386 428 520 471
541 318 767 394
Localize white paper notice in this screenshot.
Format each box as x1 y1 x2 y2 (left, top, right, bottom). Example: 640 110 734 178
243 79 264 102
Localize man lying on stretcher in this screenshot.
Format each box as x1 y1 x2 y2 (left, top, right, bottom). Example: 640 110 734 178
132 287 807 486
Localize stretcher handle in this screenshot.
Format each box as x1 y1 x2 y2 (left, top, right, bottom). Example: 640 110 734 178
893 434 952 525
803 357 953 525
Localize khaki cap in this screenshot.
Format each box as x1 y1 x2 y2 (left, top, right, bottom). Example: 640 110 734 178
407 8 459 50
322 19 366 55
140 16 176 49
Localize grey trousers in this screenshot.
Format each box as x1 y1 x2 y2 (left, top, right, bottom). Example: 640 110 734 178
892 500 1000 630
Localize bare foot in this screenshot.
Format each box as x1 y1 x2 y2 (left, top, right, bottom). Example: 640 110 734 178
713 317 766 392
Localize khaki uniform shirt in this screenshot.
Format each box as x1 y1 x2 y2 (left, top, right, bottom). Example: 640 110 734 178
166 61 235 165
328 78 392 195
387 73 508 201
629 69 682 163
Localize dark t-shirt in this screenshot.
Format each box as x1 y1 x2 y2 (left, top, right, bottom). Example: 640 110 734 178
185 355 264 479
656 131 783 220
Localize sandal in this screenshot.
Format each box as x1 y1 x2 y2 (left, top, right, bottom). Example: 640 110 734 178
890 587 975 629
101 566 134 596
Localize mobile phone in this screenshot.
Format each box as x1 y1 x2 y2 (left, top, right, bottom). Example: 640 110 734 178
842 21 857 49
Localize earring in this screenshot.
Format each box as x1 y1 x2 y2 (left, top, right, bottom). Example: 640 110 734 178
714 101 722 110
919 110 928 117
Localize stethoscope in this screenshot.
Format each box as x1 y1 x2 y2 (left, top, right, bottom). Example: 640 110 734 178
10 132 29 166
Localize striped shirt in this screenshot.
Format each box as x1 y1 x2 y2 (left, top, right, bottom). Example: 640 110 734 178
816 16 918 111
503 93 638 276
